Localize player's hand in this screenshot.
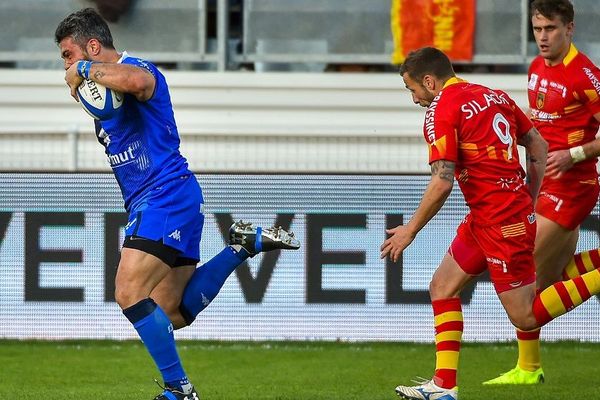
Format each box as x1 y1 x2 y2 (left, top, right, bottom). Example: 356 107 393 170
380 224 415 263
65 62 83 101
545 149 573 179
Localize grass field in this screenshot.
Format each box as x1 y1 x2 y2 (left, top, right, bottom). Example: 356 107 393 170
1 340 598 399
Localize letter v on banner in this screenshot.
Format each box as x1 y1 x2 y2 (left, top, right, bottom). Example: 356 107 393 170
391 0 475 64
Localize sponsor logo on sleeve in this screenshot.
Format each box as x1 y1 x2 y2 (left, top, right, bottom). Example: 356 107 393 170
583 67 600 95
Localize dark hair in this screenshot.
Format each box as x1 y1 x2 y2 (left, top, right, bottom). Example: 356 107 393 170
398 47 455 82
55 8 115 49
531 0 574 25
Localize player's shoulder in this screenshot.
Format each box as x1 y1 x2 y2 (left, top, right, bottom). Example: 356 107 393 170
529 56 545 73
121 54 160 76
566 51 600 86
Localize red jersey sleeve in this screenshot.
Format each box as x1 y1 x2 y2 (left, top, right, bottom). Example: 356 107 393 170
424 95 458 164
573 62 600 116
512 100 534 138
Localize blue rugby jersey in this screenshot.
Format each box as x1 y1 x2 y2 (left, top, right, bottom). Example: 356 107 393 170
94 52 191 211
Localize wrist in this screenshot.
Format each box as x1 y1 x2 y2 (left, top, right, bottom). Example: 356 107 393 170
76 60 95 79
569 145 586 163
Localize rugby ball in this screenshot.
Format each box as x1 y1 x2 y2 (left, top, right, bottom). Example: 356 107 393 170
76 79 123 120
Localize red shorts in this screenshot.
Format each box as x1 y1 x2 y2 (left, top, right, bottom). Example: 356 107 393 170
449 212 537 293
536 177 599 230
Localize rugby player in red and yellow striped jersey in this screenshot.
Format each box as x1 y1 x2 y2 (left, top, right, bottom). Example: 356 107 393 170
382 46 600 400
484 0 600 386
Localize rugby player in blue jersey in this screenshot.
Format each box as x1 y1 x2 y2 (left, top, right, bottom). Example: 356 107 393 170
55 8 300 400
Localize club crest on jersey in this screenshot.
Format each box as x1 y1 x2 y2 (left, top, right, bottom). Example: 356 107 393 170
536 92 545 109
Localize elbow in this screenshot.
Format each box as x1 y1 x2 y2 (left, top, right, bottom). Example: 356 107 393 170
130 74 155 101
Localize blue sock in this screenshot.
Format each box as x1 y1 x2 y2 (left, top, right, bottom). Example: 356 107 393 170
179 246 247 325
123 298 188 389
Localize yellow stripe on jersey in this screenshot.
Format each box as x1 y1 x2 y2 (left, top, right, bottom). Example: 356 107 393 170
486 146 497 159
433 135 448 157
459 142 478 156
435 330 463 343
584 89 599 102
501 222 526 238
436 350 460 370
564 103 581 114
567 130 584 144
434 311 463 326
579 179 599 185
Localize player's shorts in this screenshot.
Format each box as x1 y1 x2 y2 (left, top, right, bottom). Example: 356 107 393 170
536 177 599 230
448 212 537 293
123 174 204 267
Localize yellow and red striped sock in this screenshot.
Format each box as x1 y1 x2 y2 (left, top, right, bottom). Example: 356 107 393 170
515 328 541 371
562 249 600 280
432 297 462 390
534 268 600 326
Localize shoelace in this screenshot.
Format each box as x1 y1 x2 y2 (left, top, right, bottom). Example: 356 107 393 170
410 376 431 386
154 379 187 396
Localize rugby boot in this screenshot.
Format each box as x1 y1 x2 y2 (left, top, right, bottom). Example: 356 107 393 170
482 365 544 385
395 378 458 400
153 384 199 400
229 220 300 255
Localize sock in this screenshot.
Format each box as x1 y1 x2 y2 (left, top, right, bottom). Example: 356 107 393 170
515 328 541 371
432 297 462 390
562 249 600 280
123 298 188 391
179 246 248 325
533 268 600 326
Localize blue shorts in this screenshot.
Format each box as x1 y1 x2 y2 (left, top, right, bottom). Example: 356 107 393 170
125 174 204 262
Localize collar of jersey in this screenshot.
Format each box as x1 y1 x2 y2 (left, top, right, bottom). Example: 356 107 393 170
563 43 578 66
117 51 129 64
443 76 467 89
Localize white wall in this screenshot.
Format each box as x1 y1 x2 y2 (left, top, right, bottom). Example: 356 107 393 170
0 69 529 172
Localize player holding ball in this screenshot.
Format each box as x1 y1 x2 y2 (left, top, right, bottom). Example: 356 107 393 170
55 8 300 400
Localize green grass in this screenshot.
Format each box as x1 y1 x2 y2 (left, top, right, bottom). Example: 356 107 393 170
0 340 598 399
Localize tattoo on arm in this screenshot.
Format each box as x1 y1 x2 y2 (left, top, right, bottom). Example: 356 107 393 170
431 160 455 182
521 127 543 163
93 70 105 80
518 127 540 147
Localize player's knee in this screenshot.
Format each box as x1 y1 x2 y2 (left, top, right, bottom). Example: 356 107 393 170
114 287 132 309
114 284 145 310
429 278 457 300
509 314 538 332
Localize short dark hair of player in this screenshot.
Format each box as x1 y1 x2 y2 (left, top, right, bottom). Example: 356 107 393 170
530 0 574 25
55 7 115 50
398 47 455 83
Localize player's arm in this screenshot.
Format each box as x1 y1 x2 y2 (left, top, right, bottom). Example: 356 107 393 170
545 112 600 179
380 160 454 262
518 126 548 202
65 61 156 102
568 111 600 160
